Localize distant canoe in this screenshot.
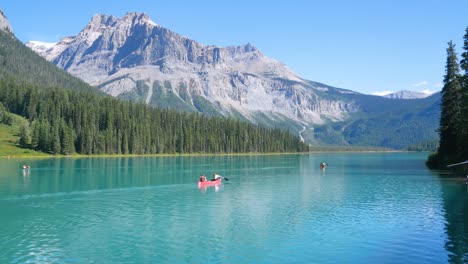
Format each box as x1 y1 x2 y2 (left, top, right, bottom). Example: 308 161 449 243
198 178 221 187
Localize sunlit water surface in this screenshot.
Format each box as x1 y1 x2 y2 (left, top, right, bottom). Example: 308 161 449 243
1 153 467 263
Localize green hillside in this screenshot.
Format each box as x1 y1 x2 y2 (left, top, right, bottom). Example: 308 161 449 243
0 31 98 93
0 111 47 157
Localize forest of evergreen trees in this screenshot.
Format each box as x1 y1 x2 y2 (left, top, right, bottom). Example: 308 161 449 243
427 27 468 168
0 76 309 155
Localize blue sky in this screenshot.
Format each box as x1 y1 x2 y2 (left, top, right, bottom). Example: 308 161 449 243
2 0 467 94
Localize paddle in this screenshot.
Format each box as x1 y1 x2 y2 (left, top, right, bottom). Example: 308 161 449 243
218 175 229 181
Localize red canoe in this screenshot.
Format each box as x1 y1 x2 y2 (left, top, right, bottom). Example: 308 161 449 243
198 178 222 187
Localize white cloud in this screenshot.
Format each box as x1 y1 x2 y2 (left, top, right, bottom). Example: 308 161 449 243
434 83 443 88
412 81 428 87
371 91 394 96
28 40 56 48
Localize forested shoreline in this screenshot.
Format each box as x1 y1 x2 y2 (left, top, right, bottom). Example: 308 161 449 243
0 76 309 155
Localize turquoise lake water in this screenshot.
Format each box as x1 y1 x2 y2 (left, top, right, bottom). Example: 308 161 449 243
0 153 467 263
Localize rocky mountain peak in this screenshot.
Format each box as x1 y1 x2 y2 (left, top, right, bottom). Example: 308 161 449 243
89 14 118 28
222 43 263 62
0 9 13 33
87 12 156 29
122 12 156 26
243 43 257 53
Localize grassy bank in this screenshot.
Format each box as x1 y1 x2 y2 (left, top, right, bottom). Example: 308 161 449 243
0 115 48 158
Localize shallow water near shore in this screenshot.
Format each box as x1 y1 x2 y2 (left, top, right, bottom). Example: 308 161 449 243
0 153 467 263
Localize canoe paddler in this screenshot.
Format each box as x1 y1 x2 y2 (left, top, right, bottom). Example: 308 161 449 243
320 162 326 169
212 173 222 181
199 175 207 182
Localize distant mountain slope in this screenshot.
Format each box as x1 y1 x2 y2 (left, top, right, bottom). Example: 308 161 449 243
307 92 440 149
384 90 433 99
27 12 440 149
346 93 440 148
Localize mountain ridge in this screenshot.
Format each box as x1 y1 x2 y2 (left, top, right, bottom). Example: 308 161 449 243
27 12 360 126
384 90 433 99
25 12 440 149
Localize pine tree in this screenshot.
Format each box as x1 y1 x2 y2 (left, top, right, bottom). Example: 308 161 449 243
18 123 30 148
458 27 468 160
460 27 468 75
0 102 8 124
60 120 75 155
38 120 50 152
437 41 463 165
30 120 40 149
51 122 61 155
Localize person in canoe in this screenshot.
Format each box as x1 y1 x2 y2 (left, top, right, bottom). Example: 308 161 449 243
212 173 222 181
22 164 30 176
320 162 327 169
199 174 208 182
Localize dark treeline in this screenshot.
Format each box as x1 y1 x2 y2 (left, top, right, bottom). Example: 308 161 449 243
0 76 309 155
427 27 468 168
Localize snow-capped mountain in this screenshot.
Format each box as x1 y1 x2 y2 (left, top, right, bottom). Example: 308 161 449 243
384 90 434 99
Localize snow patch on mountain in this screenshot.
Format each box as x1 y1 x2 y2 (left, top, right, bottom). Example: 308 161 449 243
27 41 56 49
26 37 75 61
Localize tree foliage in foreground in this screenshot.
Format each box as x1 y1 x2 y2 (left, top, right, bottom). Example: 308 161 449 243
0 76 309 155
427 29 468 168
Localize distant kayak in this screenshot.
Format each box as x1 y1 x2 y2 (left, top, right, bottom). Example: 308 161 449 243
198 178 222 187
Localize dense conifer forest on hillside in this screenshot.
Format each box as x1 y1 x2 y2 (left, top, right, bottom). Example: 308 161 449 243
0 77 309 155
